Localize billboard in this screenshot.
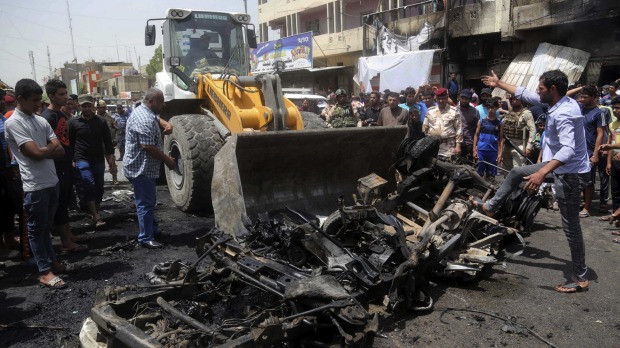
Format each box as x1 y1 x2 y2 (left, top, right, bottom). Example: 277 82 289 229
249 32 313 74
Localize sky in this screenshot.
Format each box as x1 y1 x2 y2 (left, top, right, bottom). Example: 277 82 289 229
0 0 259 88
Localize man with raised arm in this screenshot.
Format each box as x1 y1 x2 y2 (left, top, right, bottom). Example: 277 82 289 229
478 70 591 294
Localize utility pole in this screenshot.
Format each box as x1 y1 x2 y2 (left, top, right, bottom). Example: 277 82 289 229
47 46 53 78
29 51 37 82
67 1 79 93
244 0 247 14
67 1 76 63
115 35 120 61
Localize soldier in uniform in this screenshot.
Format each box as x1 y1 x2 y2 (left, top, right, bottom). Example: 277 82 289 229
96 100 120 184
423 88 463 158
328 89 356 128
501 96 536 171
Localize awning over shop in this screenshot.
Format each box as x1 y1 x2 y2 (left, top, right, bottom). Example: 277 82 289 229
279 66 347 74
354 50 435 93
493 43 590 99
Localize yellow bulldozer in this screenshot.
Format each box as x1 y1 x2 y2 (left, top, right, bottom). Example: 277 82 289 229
145 9 407 235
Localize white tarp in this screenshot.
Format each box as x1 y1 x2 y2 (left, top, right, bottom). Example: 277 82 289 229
493 43 590 99
354 50 435 93
375 19 434 55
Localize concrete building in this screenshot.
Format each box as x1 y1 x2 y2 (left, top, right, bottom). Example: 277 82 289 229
54 60 147 97
96 75 149 99
258 0 620 93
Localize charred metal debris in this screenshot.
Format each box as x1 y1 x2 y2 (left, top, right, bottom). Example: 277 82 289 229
89 136 552 347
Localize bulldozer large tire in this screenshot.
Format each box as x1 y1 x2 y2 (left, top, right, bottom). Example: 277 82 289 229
300 111 327 129
164 115 224 213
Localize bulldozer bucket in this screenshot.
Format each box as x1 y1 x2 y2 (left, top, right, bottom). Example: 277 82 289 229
212 126 408 237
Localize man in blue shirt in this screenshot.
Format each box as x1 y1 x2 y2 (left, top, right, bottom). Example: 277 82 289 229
480 69 591 294
445 72 459 104
579 85 608 217
475 88 499 120
398 87 427 123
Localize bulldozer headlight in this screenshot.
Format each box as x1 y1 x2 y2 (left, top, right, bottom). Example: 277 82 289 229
169 57 181 67
236 14 250 23
167 9 190 19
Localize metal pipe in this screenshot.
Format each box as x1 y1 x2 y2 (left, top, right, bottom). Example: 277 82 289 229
415 215 449 252
280 301 351 322
156 297 215 335
406 201 429 216
220 258 285 298
430 181 455 220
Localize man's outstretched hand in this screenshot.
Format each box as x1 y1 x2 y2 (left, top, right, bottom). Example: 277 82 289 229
481 70 500 88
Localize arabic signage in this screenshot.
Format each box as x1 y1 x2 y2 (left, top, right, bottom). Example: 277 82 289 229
249 32 313 74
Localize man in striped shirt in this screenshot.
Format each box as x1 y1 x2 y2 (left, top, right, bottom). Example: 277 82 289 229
123 88 175 249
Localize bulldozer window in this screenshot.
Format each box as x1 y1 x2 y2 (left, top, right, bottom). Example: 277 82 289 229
171 12 247 76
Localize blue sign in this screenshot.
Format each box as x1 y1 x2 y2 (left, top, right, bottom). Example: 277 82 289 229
249 32 313 74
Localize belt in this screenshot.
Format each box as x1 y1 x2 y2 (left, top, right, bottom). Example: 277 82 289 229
440 138 455 144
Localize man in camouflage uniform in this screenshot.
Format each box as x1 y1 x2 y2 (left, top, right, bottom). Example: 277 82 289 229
501 96 536 171
96 100 120 184
423 88 463 158
328 89 356 128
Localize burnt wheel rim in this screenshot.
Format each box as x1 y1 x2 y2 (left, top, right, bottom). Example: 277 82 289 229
169 140 184 189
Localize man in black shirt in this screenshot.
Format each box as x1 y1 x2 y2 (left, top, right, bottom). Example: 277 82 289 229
41 80 87 252
68 95 115 228
361 91 382 126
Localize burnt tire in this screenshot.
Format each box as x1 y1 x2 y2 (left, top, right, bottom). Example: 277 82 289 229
322 211 344 236
300 111 327 129
408 136 440 171
164 114 224 213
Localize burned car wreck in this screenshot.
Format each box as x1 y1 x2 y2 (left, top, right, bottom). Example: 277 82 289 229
86 136 550 347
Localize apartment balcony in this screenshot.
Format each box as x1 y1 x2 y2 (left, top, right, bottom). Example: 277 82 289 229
259 0 326 23
448 0 503 38
512 0 620 31
313 26 364 57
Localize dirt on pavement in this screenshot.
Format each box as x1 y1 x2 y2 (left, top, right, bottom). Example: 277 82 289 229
1 178 619 347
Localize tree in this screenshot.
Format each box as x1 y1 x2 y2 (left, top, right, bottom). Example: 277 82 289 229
146 45 163 80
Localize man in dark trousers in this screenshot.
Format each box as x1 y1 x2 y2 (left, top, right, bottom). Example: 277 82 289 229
41 79 86 252
123 89 175 249
5 79 67 288
456 89 480 161
480 70 591 294
68 95 116 229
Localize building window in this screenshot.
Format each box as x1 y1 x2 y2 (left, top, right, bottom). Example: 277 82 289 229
306 19 320 35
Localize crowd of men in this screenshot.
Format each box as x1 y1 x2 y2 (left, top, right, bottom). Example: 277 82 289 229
0 78 174 288
1 72 619 291
319 72 620 293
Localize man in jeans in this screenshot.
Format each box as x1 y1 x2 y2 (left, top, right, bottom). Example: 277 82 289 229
68 95 116 229
480 70 591 293
123 88 175 249
4 79 67 288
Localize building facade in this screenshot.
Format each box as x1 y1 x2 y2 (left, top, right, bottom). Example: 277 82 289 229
258 0 620 93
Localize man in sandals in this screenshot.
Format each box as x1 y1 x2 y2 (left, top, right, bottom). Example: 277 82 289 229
4 79 68 288
479 70 591 293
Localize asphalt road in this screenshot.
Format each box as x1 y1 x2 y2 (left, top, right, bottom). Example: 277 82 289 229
0 160 619 347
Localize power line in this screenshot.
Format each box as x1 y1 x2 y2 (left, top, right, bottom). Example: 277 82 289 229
0 3 143 22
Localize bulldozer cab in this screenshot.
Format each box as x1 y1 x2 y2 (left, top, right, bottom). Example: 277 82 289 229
146 9 255 92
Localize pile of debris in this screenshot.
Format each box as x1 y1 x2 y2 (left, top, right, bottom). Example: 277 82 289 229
84 136 551 347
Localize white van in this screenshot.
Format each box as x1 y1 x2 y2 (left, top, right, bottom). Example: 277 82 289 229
284 93 328 115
